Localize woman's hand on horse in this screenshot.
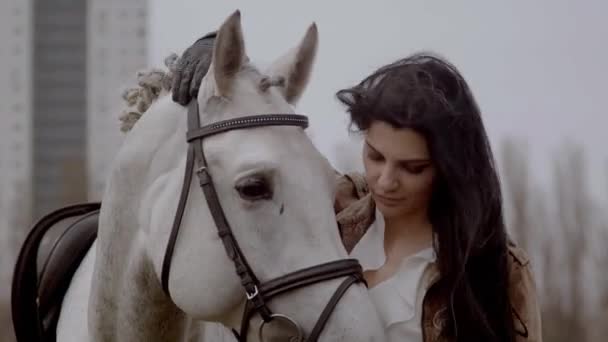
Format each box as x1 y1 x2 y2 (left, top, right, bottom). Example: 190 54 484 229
171 31 217 106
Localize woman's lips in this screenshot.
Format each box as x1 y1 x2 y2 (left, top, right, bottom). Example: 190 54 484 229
373 193 405 206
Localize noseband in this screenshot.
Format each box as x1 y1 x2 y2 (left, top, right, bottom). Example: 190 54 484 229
160 100 366 341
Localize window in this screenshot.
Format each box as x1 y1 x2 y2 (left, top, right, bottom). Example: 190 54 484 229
135 27 145 38
98 10 108 33
98 64 107 76
10 69 21 92
13 45 22 56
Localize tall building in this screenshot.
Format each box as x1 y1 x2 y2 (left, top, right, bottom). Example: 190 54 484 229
0 0 33 297
0 0 148 298
32 0 89 219
87 0 148 200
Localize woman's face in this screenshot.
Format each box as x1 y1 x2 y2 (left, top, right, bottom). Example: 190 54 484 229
363 121 436 221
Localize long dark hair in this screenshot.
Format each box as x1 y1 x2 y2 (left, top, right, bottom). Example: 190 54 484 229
336 53 515 341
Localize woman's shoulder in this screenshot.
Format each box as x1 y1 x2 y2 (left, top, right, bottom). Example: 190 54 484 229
334 171 373 226
506 240 531 268
505 240 543 341
333 171 375 253
334 171 369 212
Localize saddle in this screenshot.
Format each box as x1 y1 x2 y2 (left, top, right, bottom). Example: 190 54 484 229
11 202 100 342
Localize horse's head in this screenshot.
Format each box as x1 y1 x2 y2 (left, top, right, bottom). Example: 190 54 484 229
131 10 384 341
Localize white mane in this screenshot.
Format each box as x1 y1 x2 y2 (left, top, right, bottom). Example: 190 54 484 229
118 53 179 133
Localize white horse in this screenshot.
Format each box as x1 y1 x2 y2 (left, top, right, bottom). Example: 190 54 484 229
55 10 384 342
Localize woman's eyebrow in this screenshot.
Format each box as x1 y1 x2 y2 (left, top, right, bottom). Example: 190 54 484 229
366 141 430 164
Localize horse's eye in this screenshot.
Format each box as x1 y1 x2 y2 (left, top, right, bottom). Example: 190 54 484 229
235 177 273 201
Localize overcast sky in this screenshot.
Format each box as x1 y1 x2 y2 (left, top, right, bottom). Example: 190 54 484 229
148 0 607 202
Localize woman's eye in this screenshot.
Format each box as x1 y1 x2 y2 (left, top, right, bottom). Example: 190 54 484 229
368 152 384 161
402 164 429 174
407 167 425 174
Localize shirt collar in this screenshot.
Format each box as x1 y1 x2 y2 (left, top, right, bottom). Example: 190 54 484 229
348 208 437 328
349 208 386 270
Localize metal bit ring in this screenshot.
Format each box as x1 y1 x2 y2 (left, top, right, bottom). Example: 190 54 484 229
258 313 304 342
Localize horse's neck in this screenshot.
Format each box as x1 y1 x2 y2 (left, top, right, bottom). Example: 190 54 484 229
95 242 189 341
89 98 190 340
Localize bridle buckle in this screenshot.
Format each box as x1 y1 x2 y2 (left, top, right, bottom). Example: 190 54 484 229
246 285 259 300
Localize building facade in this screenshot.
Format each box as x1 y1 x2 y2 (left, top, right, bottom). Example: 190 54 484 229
0 0 148 298
87 0 148 200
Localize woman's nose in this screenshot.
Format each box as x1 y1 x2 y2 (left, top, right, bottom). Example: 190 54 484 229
376 166 398 192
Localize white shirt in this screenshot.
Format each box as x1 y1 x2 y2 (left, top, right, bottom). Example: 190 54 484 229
349 209 437 342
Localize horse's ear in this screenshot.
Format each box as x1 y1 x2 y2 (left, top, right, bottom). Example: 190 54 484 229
266 23 318 105
211 10 246 97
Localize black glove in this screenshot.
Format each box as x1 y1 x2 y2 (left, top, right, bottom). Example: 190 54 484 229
171 31 217 106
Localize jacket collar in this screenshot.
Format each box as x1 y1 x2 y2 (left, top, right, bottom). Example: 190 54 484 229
336 194 376 253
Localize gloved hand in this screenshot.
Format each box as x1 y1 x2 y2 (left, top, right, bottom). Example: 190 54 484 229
171 31 217 106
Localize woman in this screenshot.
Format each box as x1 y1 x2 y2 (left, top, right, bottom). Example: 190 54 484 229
171 35 541 342
332 55 542 341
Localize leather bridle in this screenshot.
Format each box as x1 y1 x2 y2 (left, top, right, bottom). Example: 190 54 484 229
160 100 366 341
